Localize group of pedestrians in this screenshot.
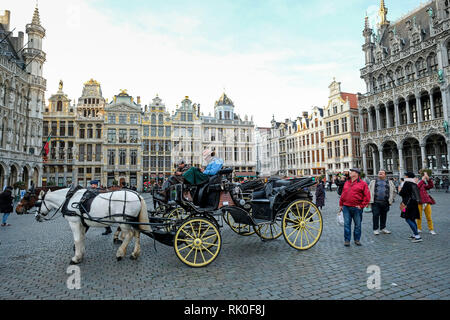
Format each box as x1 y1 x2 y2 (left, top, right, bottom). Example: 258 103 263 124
315 168 439 247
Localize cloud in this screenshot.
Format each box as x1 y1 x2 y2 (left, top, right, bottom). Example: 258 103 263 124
3 0 366 127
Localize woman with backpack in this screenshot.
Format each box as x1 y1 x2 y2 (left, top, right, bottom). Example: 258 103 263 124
399 172 422 243
0 186 14 227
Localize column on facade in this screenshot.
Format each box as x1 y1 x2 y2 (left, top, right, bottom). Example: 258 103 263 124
394 101 400 128
406 99 411 124
430 92 436 120
379 149 384 171
420 143 427 170
386 105 392 128
63 165 68 186
372 150 377 174
368 109 374 131
375 106 381 131
416 94 423 127
362 150 368 176
359 111 364 133
412 146 418 173
398 147 404 177
3 172 10 190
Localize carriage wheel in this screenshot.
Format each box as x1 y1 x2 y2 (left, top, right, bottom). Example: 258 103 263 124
174 218 221 268
224 210 255 236
167 207 188 220
282 200 323 250
253 216 283 240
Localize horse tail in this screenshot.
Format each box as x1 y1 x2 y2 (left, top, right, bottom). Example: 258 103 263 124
137 195 151 232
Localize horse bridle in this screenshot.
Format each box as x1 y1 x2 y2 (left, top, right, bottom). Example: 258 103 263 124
35 191 63 222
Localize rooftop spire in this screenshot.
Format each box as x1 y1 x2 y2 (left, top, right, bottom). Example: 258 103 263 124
32 3 41 26
379 0 389 26
364 12 370 29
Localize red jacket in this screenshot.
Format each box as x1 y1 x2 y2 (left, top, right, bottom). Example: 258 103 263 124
417 179 434 204
339 178 371 208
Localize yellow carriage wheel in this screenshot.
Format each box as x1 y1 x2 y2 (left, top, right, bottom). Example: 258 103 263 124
253 217 283 240
282 200 323 250
167 207 188 220
174 218 222 268
224 210 255 236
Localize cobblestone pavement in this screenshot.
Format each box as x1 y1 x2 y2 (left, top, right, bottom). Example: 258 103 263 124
0 190 449 300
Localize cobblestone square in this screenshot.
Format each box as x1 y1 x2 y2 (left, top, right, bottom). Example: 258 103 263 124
0 190 449 300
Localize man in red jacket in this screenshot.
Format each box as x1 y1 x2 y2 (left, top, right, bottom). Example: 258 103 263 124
339 168 371 247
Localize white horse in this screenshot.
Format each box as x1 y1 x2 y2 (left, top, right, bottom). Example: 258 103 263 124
36 188 151 265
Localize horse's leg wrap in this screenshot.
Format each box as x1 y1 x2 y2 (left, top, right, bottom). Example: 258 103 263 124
116 227 133 261
130 230 141 260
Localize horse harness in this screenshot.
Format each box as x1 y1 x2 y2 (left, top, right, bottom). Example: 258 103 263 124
61 187 142 228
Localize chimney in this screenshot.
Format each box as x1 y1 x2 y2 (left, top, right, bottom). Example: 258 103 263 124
0 10 11 32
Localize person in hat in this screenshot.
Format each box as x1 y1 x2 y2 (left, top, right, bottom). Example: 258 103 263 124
157 159 191 202
399 172 423 242
339 168 371 247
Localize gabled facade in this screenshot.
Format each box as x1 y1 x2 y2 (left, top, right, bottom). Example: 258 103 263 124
104 90 143 188
323 79 361 179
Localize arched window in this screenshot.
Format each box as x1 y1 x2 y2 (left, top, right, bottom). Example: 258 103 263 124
158 114 163 123
416 58 427 77
378 74 385 90
151 114 156 124
406 63 415 81
396 67 404 84
57 101 63 112
427 53 438 72
386 71 394 88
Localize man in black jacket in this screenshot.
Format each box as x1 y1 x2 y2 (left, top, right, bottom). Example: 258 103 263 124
0 186 14 227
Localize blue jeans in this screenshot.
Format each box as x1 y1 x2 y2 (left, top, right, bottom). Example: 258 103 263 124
343 206 363 242
405 218 418 236
2 213 10 224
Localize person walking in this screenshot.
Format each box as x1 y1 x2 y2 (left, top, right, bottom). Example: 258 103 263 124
369 170 396 235
417 171 436 235
442 176 449 193
315 179 326 210
335 174 347 197
339 168 371 247
0 186 14 227
399 172 423 243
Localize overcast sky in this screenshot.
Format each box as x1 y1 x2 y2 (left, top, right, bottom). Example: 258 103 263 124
2 0 428 127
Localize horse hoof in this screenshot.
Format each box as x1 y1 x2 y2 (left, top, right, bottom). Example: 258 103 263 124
113 239 122 245
117 257 122 261
130 255 138 260
70 259 80 265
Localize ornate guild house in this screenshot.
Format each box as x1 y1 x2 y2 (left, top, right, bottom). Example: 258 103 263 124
0 7 46 189
359 0 450 178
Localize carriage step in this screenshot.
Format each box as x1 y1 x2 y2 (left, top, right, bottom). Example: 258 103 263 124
253 218 273 226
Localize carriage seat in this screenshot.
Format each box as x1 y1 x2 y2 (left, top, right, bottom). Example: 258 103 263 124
218 168 233 175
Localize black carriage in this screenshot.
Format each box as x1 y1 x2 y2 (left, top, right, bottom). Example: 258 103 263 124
144 169 323 267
